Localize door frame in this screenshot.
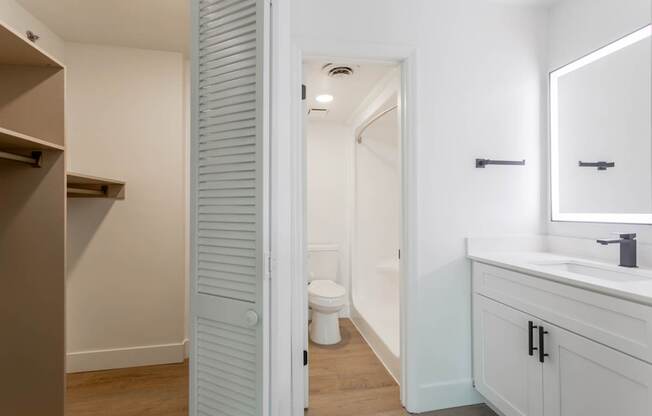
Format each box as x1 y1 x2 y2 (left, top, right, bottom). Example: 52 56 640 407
275 38 420 415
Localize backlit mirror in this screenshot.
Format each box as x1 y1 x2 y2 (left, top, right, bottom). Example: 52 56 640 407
549 0 651 224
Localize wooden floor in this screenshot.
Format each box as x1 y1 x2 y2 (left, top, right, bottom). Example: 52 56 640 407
66 361 188 416
65 319 496 416
306 319 496 416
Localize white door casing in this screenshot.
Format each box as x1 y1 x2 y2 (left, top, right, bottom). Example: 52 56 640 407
190 0 270 415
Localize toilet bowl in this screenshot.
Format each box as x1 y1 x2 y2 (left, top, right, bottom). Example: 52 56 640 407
308 280 347 345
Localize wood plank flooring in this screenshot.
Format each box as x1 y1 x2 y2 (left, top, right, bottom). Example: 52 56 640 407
66 361 188 416
306 319 496 416
65 319 496 416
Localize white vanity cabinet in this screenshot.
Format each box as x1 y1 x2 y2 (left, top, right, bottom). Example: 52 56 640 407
473 294 543 416
542 321 652 416
472 262 652 416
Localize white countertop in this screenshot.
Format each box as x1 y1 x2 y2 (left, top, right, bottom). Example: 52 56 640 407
468 250 652 307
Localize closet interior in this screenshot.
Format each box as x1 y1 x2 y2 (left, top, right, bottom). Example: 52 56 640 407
0 19 124 416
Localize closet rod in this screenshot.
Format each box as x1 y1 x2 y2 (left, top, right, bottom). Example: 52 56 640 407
0 150 41 167
356 105 398 144
67 187 107 197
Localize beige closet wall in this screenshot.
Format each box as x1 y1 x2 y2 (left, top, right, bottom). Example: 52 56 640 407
65 42 187 372
0 0 64 61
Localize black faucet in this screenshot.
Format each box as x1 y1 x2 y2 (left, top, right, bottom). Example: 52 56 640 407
596 233 637 268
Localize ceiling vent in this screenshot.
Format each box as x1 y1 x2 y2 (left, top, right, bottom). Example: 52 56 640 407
308 108 329 119
322 63 354 79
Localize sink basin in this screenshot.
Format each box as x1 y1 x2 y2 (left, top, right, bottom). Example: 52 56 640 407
532 261 651 282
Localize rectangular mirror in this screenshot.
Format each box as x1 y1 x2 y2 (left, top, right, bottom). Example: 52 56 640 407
549 0 651 224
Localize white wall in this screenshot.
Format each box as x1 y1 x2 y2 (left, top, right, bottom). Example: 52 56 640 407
547 0 652 241
306 120 352 314
291 0 547 412
0 0 65 62
548 0 650 70
65 43 186 372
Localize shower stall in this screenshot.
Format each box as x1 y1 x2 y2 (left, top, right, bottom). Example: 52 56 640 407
350 97 401 380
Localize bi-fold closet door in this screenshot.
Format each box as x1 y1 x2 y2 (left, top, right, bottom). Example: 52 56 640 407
474 294 652 416
190 0 270 415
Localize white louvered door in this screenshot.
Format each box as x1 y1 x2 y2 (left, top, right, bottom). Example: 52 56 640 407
190 0 270 415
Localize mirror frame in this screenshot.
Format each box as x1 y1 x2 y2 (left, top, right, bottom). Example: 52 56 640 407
550 24 652 224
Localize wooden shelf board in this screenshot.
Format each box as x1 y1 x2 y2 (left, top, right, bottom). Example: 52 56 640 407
0 126 64 151
67 172 125 186
67 172 126 199
0 20 64 68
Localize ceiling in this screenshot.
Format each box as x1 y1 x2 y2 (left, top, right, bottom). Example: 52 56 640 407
15 0 565 57
488 0 563 6
304 60 397 123
17 0 189 54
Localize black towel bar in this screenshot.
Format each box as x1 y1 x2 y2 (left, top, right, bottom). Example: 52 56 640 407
578 161 615 171
476 159 525 168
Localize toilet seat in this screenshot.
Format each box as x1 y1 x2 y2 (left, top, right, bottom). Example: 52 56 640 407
308 280 346 306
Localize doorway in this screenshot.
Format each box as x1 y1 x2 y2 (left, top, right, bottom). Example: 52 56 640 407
300 57 406 414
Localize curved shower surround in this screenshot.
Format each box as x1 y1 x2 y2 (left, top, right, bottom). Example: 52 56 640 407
351 101 401 380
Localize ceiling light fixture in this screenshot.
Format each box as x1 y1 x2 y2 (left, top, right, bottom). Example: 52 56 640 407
315 94 334 103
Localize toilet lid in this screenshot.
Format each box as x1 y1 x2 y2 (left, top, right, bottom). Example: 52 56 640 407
308 280 346 298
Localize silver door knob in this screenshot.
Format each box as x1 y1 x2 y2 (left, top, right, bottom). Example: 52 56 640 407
245 310 259 327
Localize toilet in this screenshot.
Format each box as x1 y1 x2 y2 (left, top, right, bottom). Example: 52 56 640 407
308 248 347 345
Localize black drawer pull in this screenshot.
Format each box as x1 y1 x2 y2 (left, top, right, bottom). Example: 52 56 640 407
528 321 538 356
539 326 549 363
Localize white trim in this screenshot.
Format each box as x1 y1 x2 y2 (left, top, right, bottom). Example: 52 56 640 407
416 378 482 412
270 1 296 415
288 44 309 416
549 25 652 225
284 39 420 415
66 342 186 373
399 50 419 412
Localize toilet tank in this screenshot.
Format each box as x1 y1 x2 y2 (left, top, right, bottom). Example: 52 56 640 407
308 245 340 283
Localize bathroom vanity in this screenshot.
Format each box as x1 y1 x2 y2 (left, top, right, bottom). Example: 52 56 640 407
469 248 652 416
472 3 652 414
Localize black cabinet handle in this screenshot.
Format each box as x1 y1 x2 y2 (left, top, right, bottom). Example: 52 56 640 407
528 321 538 356
539 326 549 363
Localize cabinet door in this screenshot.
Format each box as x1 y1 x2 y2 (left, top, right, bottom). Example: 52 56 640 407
474 295 544 416
542 322 652 416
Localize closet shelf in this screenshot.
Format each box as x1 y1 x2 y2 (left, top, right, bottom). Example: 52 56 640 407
67 172 126 199
0 126 64 151
0 21 63 68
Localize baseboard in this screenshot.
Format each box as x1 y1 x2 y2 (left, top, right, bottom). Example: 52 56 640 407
411 379 484 413
67 341 187 373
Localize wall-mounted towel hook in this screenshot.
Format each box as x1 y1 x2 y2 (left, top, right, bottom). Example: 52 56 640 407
475 159 525 168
